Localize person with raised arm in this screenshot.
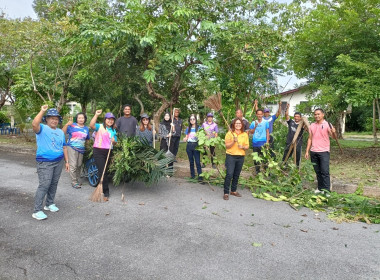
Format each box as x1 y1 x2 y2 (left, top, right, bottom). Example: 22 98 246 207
31 105 69 220
89 109 117 201
62 113 90 189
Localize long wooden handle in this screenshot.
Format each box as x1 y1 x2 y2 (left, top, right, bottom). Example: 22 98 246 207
328 122 343 154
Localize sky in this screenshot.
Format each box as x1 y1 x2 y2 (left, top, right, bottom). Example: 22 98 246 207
0 0 305 92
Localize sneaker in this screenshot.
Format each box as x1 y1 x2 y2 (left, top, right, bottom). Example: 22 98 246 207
314 189 322 194
32 211 47 220
44 204 59 212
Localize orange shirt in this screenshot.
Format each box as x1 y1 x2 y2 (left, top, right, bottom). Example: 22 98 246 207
225 131 249 156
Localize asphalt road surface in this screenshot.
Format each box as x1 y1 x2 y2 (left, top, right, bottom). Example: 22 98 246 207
0 151 379 280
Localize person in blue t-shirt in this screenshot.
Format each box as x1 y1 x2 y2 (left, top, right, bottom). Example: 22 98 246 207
249 109 269 174
254 100 281 157
31 105 69 221
183 114 202 182
62 112 90 189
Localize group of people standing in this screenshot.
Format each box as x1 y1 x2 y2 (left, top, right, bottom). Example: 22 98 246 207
31 102 335 220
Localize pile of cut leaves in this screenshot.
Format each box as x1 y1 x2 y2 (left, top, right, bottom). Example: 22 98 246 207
110 136 173 186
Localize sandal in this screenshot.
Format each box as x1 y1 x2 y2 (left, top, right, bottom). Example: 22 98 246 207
223 194 229 200
72 184 81 189
230 191 242 197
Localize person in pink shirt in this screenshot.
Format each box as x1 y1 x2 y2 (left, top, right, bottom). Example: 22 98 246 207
305 108 336 194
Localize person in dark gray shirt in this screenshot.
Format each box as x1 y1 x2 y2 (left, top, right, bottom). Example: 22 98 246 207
116 104 138 137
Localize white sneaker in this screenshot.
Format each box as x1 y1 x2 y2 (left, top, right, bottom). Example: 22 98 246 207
314 189 322 194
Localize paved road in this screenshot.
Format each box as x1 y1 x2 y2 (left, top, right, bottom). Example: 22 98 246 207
0 151 379 280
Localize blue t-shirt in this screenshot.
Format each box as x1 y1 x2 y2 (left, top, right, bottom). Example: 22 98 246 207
67 123 90 154
263 115 277 134
249 120 269 147
36 124 66 162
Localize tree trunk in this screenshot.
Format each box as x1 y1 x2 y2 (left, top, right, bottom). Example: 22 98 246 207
134 94 144 116
376 98 380 122
373 99 378 145
153 101 170 133
335 112 344 139
81 102 87 114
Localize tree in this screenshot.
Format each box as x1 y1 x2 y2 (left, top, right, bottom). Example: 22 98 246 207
55 0 286 127
286 0 380 140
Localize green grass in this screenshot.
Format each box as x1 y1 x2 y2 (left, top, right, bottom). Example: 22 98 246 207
344 131 373 136
333 139 379 149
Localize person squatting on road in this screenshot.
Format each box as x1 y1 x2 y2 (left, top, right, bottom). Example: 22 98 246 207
116 104 138 137
32 105 70 220
90 110 117 202
249 109 270 174
201 112 218 169
136 113 154 146
255 99 281 158
282 104 305 167
62 113 90 189
223 118 249 200
305 108 335 194
183 114 203 182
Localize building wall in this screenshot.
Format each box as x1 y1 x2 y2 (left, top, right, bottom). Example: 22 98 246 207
265 92 309 117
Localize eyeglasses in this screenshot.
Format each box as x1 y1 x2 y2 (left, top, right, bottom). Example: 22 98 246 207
190 118 196 121
235 122 242 125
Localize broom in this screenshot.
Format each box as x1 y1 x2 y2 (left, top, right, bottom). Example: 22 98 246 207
203 93 231 129
90 145 112 202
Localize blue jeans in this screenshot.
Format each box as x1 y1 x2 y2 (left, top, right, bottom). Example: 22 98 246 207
34 159 64 213
310 151 330 191
224 154 245 194
186 142 202 178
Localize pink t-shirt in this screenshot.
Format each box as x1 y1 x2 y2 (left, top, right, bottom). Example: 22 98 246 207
309 120 331 152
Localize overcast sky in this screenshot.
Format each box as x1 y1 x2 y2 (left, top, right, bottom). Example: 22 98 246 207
0 0 305 92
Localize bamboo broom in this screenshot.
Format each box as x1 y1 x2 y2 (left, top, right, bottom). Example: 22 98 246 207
90 145 112 202
203 92 231 129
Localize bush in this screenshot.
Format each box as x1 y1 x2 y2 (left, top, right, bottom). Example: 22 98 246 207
364 118 380 132
0 111 10 124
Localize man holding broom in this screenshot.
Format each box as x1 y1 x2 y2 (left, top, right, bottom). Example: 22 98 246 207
305 108 335 194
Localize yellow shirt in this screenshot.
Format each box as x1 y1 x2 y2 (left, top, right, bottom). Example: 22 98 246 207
225 131 249 156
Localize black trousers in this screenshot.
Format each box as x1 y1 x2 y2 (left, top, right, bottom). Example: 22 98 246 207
203 145 216 164
252 146 264 174
310 151 330 191
269 135 275 158
93 147 113 197
283 143 302 167
224 154 245 194
170 136 181 156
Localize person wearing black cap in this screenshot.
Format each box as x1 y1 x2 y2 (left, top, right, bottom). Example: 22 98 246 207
31 105 70 220
136 113 154 146
116 104 138 137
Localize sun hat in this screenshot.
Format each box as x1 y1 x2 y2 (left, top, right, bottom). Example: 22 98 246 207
42 108 62 123
263 108 270 113
104 112 116 120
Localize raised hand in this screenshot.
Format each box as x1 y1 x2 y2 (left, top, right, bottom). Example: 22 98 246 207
41 105 49 111
66 116 73 126
95 109 102 116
